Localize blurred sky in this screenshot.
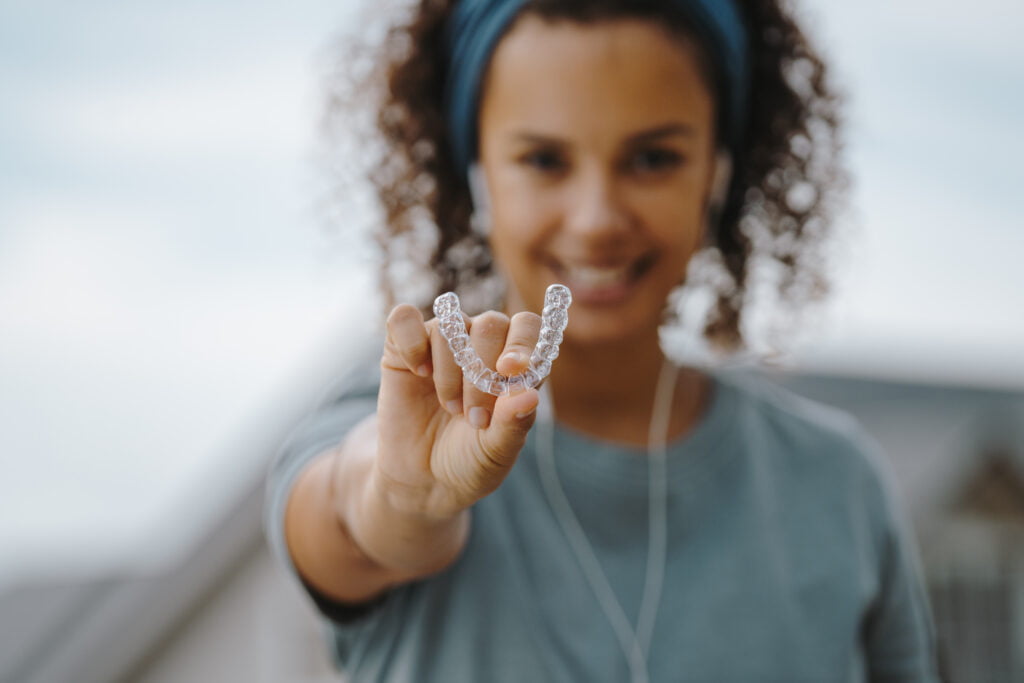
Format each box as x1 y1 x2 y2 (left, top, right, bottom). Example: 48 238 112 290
1 0 1022 588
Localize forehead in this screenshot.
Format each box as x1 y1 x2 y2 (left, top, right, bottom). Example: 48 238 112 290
479 15 716 140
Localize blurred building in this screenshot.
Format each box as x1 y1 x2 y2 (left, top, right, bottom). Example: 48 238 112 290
782 373 1024 683
2 368 1022 683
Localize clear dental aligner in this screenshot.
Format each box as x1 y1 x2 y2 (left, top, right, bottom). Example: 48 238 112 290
433 284 572 397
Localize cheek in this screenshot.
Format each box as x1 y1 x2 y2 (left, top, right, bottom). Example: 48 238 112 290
489 185 559 252
642 191 707 250
487 212 539 278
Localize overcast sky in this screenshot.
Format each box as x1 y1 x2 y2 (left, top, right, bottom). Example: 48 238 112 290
1 0 1021 588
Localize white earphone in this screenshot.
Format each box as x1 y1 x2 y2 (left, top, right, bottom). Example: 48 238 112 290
468 162 492 236
468 162 489 210
709 149 733 212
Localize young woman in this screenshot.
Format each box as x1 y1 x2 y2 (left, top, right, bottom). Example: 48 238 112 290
267 0 940 680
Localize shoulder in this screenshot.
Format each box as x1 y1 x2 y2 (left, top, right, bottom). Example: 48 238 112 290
718 370 862 445
714 370 894 507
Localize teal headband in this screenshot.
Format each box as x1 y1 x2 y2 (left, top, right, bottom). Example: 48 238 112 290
444 0 750 177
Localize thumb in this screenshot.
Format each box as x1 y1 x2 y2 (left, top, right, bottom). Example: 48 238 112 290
476 388 540 470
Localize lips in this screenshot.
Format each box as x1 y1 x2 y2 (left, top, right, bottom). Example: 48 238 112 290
551 253 657 305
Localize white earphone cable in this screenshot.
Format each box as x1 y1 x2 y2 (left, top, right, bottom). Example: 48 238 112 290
537 359 677 683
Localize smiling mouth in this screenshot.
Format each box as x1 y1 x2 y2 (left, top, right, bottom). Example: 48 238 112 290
551 253 657 302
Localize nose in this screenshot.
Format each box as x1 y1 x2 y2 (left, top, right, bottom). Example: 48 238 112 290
562 167 632 240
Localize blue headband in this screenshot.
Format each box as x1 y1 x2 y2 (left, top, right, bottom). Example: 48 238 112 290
444 0 750 177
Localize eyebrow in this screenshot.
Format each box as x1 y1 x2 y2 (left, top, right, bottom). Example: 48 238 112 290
627 123 696 143
511 123 696 146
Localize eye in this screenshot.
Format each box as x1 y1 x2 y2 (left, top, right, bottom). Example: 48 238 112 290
626 148 684 175
519 148 567 174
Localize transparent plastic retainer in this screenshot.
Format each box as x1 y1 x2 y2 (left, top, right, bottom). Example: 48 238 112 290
433 284 571 396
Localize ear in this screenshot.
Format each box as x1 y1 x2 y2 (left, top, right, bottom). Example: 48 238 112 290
709 149 733 211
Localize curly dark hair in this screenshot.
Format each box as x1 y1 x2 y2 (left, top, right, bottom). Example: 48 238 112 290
322 0 845 352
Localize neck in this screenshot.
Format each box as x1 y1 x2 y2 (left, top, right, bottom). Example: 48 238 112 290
547 330 708 447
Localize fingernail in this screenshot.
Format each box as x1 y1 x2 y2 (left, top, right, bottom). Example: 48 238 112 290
469 406 490 430
500 351 522 366
446 399 463 416
416 364 431 378
515 406 537 420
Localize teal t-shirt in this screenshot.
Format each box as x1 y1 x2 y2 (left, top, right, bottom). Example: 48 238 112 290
265 363 939 682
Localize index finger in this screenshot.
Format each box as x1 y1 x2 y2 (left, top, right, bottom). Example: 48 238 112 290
383 304 431 378
430 312 472 417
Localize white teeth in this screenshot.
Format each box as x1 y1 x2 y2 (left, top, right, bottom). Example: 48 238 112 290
565 265 630 287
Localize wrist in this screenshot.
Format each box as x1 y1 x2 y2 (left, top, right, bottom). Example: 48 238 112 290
365 458 468 523
345 459 469 575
